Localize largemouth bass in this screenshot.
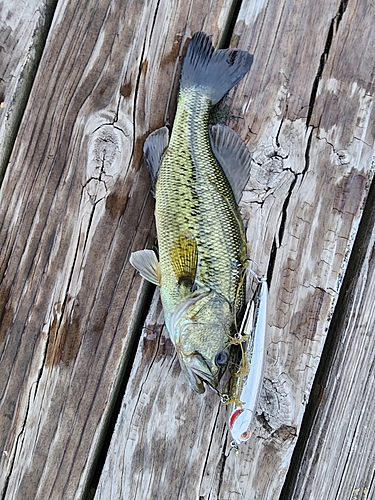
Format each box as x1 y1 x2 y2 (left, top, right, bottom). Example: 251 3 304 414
130 32 253 393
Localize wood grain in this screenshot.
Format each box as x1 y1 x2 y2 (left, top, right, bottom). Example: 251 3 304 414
0 0 57 178
289 173 375 499
95 0 375 498
1 0 375 498
0 0 244 499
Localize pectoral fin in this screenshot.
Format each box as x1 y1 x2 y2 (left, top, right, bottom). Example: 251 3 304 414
143 127 169 195
209 124 252 203
170 235 198 288
130 249 161 286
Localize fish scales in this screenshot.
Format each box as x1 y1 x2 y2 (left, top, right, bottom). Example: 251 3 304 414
156 87 246 312
130 32 253 393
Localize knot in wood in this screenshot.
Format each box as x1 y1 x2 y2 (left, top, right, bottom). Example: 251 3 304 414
91 125 120 177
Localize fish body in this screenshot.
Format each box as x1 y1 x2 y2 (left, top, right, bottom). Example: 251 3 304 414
130 32 253 393
157 90 243 317
228 276 268 445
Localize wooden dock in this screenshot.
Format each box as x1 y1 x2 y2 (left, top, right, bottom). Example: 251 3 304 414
1 0 375 498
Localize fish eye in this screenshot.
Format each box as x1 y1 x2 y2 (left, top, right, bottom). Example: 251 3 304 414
215 351 228 366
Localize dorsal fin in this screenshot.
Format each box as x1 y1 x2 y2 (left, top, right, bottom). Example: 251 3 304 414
209 124 252 203
143 127 169 195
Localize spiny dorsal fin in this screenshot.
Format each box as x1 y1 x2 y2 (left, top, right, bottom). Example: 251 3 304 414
130 249 161 286
209 124 252 204
170 235 198 288
143 127 169 196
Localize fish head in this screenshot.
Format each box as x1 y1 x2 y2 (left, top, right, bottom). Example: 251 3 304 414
176 322 230 393
166 292 232 393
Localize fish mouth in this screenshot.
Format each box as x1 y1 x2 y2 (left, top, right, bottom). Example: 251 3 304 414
178 353 218 394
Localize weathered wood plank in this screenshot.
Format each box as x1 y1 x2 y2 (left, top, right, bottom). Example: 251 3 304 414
95 0 375 498
0 0 245 499
0 0 57 178
279 1 375 497
2 0 375 498
287 168 375 500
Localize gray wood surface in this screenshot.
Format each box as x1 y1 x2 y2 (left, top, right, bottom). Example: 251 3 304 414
1 0 375 499
0 0 57 178
290 175 375 499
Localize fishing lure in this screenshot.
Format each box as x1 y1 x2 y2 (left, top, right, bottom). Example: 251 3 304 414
228 275 268 446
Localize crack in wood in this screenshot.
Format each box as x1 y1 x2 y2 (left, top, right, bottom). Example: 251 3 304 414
217 0 243 49
2 0 375 497
306 0 349 128
279 130 375 500
1 372 35 500
45 232 82 367
85 280 156 499
266 169 297 285
0 0 59 183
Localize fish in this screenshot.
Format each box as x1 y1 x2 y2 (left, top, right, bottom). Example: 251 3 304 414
130 32 253 393
228 275 268 446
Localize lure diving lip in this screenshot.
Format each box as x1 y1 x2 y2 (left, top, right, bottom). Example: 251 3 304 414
228 275 268 446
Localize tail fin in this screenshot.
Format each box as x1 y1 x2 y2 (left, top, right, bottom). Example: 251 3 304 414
180 32 253 105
